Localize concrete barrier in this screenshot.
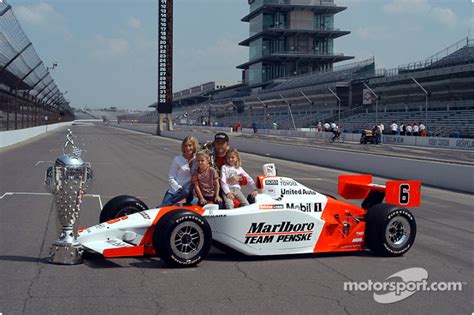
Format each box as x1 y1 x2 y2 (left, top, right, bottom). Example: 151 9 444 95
110 123 474 193
0 122 73 149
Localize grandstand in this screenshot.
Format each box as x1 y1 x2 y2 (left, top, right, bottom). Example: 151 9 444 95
0 2 72 131
137 37 474 137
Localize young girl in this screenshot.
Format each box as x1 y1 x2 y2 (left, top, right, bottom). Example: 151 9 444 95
221 148 258 209
192 150 223 207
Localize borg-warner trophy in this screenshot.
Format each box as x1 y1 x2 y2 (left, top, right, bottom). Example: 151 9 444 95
45 129 92 265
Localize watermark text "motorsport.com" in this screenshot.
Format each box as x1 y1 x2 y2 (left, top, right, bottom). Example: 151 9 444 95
343 268 465 304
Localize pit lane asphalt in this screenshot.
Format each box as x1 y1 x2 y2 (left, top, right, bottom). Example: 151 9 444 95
0 124 472 314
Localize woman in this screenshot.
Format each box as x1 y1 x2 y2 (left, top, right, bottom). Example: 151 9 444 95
159 136 199 206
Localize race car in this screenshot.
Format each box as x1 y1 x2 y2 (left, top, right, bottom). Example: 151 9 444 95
77 164 421 267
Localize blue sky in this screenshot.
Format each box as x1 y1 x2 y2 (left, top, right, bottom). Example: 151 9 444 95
8 0 474 110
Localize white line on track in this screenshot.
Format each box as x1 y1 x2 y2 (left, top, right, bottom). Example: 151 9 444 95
0 192 103 210
35 161 54 166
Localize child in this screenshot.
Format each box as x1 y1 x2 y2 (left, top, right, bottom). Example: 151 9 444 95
192 150 223 207
221 148 258 209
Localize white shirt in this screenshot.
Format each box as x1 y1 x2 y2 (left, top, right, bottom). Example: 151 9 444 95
413 125 419 132
419 124 426 131
324 123 330 130
380 124 385 131
220 164 256 194
167 155 196 194
391 123 398 132
406 125 413 132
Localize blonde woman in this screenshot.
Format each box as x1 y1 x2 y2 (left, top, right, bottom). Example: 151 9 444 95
159 136 199 207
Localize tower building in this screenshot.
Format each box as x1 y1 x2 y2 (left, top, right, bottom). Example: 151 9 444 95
238 0 353 88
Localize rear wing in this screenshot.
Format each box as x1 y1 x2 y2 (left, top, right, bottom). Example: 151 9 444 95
338 174 421 207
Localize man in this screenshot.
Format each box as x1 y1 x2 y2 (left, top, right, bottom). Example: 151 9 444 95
390 121 398 135
330 123 341 142
252 121 258 134
323 122 330 132
419 122 426 136
413 123 419 136
204 132 247 207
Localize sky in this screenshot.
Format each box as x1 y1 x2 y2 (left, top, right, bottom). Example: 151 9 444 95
7 0 474 110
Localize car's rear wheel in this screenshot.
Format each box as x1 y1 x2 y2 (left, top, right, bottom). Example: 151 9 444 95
99 195 148 223
153 210 212 267
365 204 416 257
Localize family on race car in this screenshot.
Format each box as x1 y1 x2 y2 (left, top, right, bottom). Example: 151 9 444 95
158 132 257 209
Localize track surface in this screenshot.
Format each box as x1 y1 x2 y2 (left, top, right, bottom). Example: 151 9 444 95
0 124 472 314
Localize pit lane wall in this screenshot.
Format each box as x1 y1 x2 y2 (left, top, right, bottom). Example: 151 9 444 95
242 128 474 151
110 123 473 193
0 121 74 148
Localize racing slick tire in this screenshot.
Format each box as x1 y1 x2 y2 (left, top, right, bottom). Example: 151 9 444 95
365 204 416 257
153 210 212 267
99 195 148 223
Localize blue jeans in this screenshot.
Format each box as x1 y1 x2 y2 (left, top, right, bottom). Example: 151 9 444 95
159 187 194 207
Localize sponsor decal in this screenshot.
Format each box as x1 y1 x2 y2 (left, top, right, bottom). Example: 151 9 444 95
286 202 322 212
259 204 284 210
279 179 298 186
352 238 363 243
340 244 362 249
139 212 151 220
428 139 449 147
244 221 314 244
455 139 474 148
383 136 404 144
281 188 316 195
106 216 128 224
106 239 129 247
206 214 227 218
265 179 278 186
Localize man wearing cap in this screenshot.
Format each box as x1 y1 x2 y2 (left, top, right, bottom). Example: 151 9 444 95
212 132 230 171
204 132 247 207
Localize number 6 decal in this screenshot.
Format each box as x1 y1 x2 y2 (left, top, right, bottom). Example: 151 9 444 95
386 180 421 207
399 184 410 205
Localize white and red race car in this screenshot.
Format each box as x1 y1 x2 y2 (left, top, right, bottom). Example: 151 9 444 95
78 164 421 267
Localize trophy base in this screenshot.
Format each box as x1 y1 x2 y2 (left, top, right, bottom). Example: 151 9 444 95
49 243 83 265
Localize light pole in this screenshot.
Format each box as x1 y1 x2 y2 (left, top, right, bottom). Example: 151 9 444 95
328 87 340 125
256 96 267 129
280 94 296 130
363 82 379 125
411 76 429 127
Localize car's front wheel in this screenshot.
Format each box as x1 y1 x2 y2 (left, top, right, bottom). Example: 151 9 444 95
153 210 212 267
365 204 417 257
99 195 148 223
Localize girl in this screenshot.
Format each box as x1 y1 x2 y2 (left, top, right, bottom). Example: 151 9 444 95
191 150 223 207
159 136 199 207
221 148 258 209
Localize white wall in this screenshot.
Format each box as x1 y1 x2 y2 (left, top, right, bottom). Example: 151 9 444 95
0 122 73 149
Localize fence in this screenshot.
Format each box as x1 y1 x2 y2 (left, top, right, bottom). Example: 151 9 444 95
0 1 73 131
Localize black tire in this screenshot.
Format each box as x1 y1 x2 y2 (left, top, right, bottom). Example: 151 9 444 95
99 195 148 223
153 210 212 267
365 204 416 257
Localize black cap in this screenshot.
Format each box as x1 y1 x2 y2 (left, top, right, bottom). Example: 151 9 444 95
214 132 229 142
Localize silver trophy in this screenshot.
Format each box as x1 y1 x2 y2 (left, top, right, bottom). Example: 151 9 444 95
45 129 92 265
